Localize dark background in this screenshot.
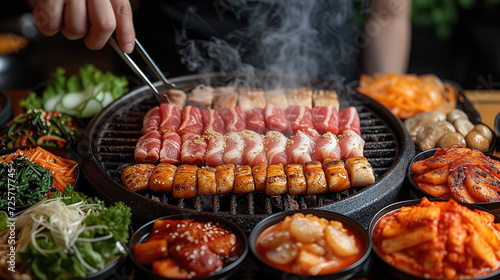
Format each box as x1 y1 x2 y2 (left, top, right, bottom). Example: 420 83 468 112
1 1 500 91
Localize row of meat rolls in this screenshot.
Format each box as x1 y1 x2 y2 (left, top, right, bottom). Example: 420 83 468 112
121 157 375 199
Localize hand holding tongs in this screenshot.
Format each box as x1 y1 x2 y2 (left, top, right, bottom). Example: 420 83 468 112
109 37 174 103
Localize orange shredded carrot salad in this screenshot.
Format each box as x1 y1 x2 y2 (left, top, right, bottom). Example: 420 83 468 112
0 146 78 191
357 73 457 119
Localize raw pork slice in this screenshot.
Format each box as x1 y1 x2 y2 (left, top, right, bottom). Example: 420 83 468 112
246 108 266 134
338 129 365 158
312 106 339 135
264 130 288 166
204 130 225 167
265 104 291 136
285 105 314 133
135 130 162 163
238 88 266 111
240 130 267 167
159 103 181 134
310 132 341 162
338 106 361 135
202 109 225 134
178 105 204 136
160 131 181 164
223 132 245 165
221 106 246 133
142 106 161 134
187 84 214 109
286 130 315 164
181 133 208 166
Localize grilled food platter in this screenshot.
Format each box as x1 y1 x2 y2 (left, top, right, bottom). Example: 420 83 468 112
79 72 415 232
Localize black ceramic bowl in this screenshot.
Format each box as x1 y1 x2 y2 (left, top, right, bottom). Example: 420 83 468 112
0 145 80 212
129 213 248 280
407 148 500 214
369 199 500 280
249 209 371 280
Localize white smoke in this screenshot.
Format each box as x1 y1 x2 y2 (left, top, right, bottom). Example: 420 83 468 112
176 0 362 85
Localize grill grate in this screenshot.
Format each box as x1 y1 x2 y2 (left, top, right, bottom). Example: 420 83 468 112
93 96 397 215
81 72 414 231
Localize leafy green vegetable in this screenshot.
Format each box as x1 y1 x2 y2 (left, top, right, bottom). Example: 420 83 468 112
0 109 82 149
0 158 53 207
0 211 8 231
17 187 132 280
20 64 129 118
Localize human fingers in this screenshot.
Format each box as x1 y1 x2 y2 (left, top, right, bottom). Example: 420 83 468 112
85 0 116 50
33 0 65 36
60 0 89 40
110 0 135 53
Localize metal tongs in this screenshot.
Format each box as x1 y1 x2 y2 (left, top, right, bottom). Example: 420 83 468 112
109 37 175 103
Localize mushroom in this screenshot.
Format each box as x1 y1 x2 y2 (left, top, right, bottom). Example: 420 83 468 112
404 110 446 143
437 132 466 148
465 131 490 151
453 118 474 137
470 124 494 143
416 121 456 150
447 109 469 123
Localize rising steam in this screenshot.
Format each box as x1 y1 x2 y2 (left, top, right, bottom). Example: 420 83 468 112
176 0 361 84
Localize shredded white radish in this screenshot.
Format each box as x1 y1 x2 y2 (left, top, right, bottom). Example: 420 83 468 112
9 196 116 273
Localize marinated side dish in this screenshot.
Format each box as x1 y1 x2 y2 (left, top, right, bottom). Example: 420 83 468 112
404 109 494 151
0 146 78 207
0 188 132 280
372 198 500 279
411 145 500 203
256 213 365 275
357 73 457 119
0 109 82 149
132 218 241 279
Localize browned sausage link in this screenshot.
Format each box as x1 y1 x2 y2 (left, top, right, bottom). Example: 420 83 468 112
173 164 198 198
345 157 375 187
266 164 288 195
252 163 267 192
215 163 235 194
285 164 306 196
197 167 216 196
304 161 328 195
150 163 178 192
234 165 256 194
323 158 350 192
122 164 155 192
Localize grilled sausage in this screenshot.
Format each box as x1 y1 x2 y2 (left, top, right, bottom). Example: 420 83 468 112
197 167 216 196
285 164 306 196
266 164 288 195
121 164 155 192
215 163 235 194
345 157 375 187
149 163 178 192
323 158 350 192
252 163 267 191
234 165 255 194
304 161 328 195
172 165 198 198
